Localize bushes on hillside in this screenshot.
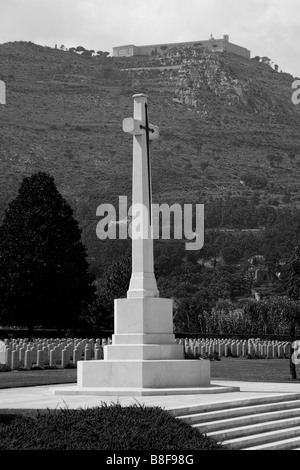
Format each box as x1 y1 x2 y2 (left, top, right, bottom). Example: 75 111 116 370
241 172 268 190
174 296 300 337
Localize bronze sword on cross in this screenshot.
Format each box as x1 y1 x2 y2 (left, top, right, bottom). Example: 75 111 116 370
140 102 154 225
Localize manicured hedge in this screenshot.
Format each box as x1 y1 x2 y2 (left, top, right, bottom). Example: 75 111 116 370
0 404 226 450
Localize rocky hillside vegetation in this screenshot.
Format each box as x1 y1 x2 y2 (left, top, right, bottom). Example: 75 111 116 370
0 41 300 273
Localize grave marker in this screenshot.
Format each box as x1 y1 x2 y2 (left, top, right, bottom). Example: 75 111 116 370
0 81 5 105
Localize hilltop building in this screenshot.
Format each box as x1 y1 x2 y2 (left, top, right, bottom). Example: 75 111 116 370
113 35 250 59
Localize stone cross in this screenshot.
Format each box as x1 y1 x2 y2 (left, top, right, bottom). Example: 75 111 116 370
52 96 212 396
123 94 159 299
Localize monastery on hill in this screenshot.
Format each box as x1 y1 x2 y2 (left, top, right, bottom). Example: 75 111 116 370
113 34 251 59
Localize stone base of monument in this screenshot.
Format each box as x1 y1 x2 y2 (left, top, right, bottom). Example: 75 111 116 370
51 358 240 396
81 359 210 388
51 358 239 396
51 297 240 396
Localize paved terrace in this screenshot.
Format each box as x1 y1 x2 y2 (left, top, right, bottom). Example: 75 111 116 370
1 380 300 413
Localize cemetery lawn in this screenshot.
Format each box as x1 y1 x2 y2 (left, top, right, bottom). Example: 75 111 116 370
1 358 300 389
0 368 77 389
211 357 300 382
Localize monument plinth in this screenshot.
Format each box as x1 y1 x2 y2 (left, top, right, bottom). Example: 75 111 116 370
52 94 238 396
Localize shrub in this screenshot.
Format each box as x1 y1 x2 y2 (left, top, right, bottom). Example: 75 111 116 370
242 172 268 190
226 347 237 358
0 404 226 450
184 349 197 359
267 197 279 206
247 353 260 360
282 194 291 204
211 351 221 361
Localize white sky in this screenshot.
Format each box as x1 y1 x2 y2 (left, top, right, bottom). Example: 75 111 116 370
0 0 300 77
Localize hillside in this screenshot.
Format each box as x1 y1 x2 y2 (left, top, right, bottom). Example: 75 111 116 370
1 41 300 273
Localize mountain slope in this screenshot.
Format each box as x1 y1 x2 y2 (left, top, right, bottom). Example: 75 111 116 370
0 41 300 271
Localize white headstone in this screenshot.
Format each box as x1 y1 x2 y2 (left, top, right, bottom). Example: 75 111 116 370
0 81 5 104
0 340 6 364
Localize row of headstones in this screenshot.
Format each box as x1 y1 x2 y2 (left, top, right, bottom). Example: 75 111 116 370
0 336 292 369
0 337 112 370
178 338 291 358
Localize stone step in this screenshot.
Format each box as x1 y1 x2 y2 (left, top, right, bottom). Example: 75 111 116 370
171 394 300 450
206 416 300 442
244 436 300 450
178 399 300 425
191 407 300 433
169 393 300 417
220 425 300 450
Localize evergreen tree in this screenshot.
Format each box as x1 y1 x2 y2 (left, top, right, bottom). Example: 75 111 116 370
0 172 95 333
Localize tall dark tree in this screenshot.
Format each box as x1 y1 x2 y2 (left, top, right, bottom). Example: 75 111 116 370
0 172 95 333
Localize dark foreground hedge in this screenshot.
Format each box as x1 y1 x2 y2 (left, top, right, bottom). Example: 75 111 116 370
0 403 226 450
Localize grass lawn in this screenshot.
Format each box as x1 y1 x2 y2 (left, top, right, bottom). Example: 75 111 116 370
0 358 300 389
0 368 77 389
211 357 300 383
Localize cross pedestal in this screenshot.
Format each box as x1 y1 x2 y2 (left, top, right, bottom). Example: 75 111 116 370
52 95 238 396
